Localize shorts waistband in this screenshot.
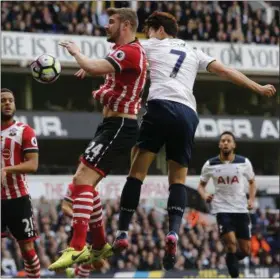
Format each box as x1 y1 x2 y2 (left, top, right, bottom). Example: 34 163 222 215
103 116 138 125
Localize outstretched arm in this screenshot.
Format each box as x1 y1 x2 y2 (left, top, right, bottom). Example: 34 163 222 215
207 61 276 97
59 41 115 76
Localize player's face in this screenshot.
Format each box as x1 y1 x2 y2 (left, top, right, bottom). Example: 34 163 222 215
219 134 236 155
1 92 16 121
105 14 121 43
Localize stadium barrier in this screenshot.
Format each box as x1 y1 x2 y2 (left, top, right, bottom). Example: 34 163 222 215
27 175 279 200
13 111 279 141
2 31 278 75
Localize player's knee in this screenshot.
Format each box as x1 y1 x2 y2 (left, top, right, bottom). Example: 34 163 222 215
240 243 251 256
226 240 237 253
19 241 34 253
129 171 146 182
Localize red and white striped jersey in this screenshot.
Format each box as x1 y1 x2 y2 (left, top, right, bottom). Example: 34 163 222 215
1 121 38 199
93 39 147 115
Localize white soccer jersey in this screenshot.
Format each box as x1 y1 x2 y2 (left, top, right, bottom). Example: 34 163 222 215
200 155 255 214
142 38 215 112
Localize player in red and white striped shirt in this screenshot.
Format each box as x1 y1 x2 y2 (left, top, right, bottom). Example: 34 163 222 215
1 88 40 278
49 8 147 271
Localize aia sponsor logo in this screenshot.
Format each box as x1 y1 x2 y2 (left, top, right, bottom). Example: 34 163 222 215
218 175 239 184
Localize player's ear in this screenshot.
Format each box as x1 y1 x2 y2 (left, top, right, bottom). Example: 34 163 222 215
123 20 131 30
159 26 165 34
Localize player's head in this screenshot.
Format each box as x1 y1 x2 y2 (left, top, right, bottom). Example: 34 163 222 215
105 8 138 43
219 131 236 156
1 88 16 121
144 11 178 39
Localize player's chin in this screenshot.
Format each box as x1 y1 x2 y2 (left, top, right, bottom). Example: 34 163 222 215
1 112 14 120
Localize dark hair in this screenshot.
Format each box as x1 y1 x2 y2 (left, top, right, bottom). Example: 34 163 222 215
1 88 14 95
107 8 138 32
144 11 178 37
220 131 236 142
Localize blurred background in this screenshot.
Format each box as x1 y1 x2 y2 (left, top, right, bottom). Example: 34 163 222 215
1 1 279 278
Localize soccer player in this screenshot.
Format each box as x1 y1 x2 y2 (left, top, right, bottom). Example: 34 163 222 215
48 8 147 271
198 131 256 278
61 183 105 278
1 88 40 278
111 11 276 270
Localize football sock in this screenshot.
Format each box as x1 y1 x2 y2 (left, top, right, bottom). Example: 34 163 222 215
226 252 239 278
75 264 91 278
167 183 187 235
70 185 94 251
89 190 107 250
22 249 40 278
118 177 142 231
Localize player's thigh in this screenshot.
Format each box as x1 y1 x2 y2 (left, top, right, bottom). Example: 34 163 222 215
136 103 165 154
217 213 237 251
1 199 9 236
129 146 157 181
165 103 199 168
235 213 252 241
7 196 38 242
167 160 188 185
80 117 138 178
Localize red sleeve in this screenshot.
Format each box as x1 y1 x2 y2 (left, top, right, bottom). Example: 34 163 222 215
22 126 39 153
105 45 141 74
64 183 75 203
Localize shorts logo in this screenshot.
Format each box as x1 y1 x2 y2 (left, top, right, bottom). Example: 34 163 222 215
114 50 125 61
2 148 11 160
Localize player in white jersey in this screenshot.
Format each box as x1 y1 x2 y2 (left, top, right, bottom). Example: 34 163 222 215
1 88 41 278
110 11 275 270
198 131 256 278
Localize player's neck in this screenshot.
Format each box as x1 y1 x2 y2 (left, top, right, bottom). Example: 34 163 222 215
1 119 15 129
115 34 136 45
219 153 235 163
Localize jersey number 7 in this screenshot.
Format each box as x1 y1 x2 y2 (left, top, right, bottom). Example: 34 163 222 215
169 49 186 78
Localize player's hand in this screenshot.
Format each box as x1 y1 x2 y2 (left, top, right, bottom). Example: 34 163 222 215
59 41 80 56
204 193 214 203
75 69 87 79
1 168 7 184
258 84 276 97
247 199 254 210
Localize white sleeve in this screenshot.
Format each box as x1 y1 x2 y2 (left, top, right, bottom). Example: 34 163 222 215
200 161 212 183
195 49 216 71
244 158 255 181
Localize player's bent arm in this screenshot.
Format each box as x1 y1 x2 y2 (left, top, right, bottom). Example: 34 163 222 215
3 152 38 174
61 200 73 217
197 180 208 200
207 61 275 96
73 52 115 76
248 179 256 202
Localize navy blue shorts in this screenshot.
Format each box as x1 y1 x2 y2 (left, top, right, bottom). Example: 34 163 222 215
216 213 251 240
136 100 199 167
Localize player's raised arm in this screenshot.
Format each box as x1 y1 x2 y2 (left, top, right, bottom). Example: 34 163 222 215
59 41 115 76
207 60 276 97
